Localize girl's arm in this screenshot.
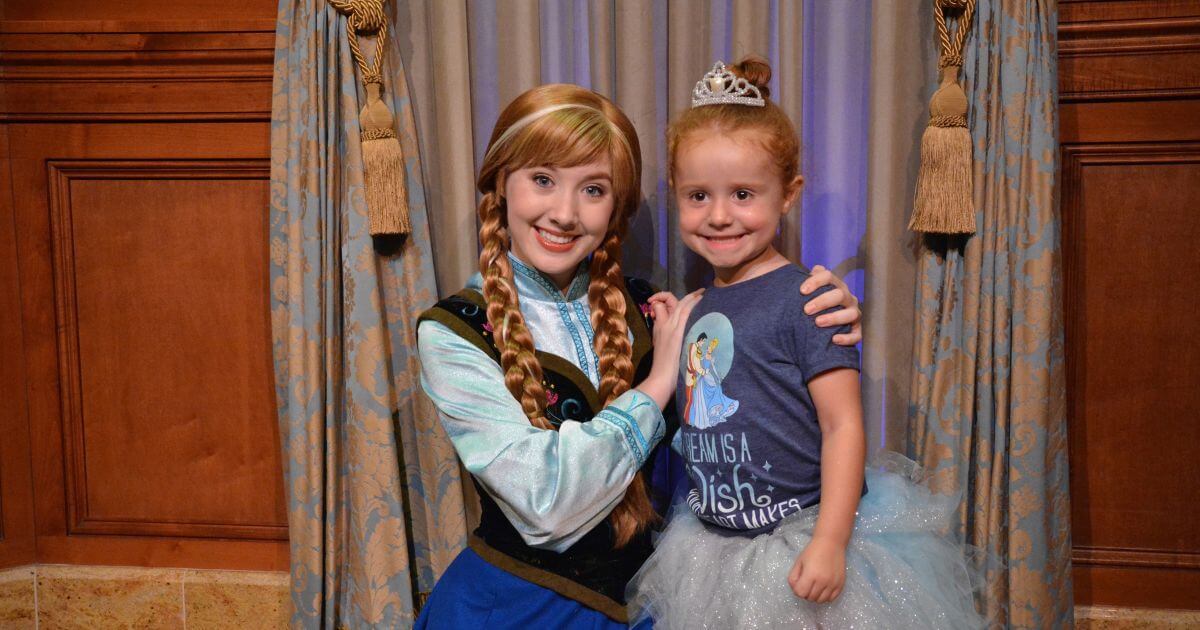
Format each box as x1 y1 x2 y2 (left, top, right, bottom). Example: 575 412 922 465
787 367 865 603
419 319 665 552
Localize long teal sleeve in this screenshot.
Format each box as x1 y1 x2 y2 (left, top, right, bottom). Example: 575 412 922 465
418 319 665 552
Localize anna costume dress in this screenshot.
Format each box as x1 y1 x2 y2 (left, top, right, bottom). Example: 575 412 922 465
414 254 682 629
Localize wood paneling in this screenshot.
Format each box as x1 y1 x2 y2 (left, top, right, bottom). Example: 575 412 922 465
0 26 274 122
1 0 286 570
0 1 275 24
45 161 284 542
1060 0 1200 610
0 124 36 569
1060 1 1200 102
8 124 284 570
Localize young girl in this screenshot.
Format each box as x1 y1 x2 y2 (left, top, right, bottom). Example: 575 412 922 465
627 58 983 629
414 83 864 628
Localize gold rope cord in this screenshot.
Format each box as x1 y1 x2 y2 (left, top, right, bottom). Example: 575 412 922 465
327 0 388 86
934 0 977 69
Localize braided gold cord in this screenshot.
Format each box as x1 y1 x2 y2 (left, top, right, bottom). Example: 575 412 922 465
327 0 388 85
934 0 976 70
930 114 968 128
360 127 396 140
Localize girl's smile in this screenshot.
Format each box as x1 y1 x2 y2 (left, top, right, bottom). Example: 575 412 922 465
673 131 802 286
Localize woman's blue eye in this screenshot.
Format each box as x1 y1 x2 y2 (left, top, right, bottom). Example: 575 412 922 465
533 174 553 187
584 185 606 197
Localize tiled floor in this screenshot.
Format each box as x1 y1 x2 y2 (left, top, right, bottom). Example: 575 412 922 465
4 567 1198 629
0 565 288 629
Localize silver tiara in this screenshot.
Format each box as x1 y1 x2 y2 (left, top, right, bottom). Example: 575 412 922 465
691 61 765 108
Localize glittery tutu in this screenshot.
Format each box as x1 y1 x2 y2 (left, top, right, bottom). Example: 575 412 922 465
626 454 984 629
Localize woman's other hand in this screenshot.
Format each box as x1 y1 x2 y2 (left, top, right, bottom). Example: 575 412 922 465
800 265 862 346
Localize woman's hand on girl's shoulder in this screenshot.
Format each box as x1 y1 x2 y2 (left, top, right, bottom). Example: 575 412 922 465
637 290 704 409
800 265 862 346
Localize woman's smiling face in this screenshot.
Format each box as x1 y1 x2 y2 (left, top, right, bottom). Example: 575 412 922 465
503 160 614 292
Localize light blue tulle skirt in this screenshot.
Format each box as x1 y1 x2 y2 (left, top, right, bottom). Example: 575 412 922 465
627 454 985 629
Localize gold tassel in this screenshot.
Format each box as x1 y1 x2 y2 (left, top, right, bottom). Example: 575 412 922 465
910 64 975 235
359 81 410 236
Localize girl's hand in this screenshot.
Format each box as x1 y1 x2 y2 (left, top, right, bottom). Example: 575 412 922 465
799 265 862 346
787 536 847 603
636 289 704 409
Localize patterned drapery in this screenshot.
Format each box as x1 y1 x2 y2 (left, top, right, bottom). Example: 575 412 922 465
270 1 467 625
396 0 910 451
269 0 1070 626
907 0 1072 627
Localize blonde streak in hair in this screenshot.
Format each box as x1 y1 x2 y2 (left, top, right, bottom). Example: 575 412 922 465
605 119 635 180
483 103 610 166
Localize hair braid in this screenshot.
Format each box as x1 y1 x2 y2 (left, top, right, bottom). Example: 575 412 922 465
477 190 553 431
589 232 634 405
589 225 659 547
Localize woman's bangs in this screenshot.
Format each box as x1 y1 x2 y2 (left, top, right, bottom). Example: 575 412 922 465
509 112 619 171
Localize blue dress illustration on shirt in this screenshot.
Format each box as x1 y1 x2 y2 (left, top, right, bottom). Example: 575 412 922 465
685 339 739 429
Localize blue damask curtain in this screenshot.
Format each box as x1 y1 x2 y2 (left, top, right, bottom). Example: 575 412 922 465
907 1 1071 627
270 0 467 625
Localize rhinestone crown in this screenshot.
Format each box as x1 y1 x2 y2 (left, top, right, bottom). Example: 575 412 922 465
691 61 765 108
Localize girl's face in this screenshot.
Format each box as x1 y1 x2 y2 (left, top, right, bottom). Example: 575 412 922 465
673 130 802 285
503 160 615 291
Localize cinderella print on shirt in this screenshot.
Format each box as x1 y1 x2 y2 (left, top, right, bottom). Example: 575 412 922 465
681 312 740 429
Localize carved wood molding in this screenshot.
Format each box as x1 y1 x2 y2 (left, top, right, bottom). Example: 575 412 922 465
1074 547 1200 570
0 27 274 119
1059 17 1200 56
0 113 272 123
0 32 275 82
46 159 285 542
1058 3 1200 102
0 19 276 34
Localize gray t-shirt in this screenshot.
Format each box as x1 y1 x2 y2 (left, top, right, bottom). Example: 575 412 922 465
675 264 861 534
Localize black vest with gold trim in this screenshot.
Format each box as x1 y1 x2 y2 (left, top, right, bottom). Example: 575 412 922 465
417 276 663 623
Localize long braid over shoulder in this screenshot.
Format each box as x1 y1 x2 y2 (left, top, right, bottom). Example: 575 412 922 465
588 226 659 547
475 84 656 547
477 189 552 430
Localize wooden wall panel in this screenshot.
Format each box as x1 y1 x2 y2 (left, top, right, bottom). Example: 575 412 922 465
1 1 274 24
47 161 284 541
1059 4 1200 102
9 124 285 570
0 29 274 122
1059 0 1200 610
0 125 36 569
1 0 286 570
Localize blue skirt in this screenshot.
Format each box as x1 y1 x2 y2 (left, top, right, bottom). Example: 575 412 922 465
627 454 984 629
416 548 653 629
